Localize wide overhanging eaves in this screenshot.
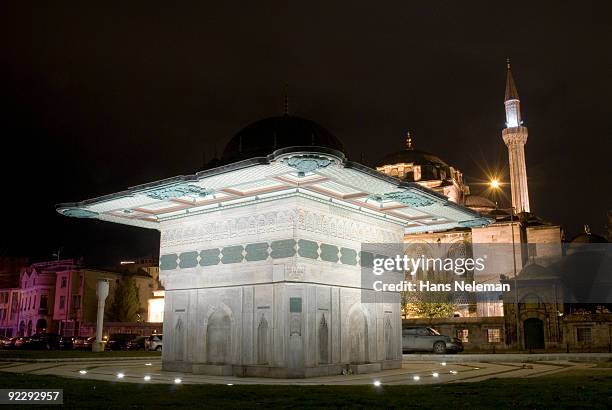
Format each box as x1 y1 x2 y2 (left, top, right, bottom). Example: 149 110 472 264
57 147 492 233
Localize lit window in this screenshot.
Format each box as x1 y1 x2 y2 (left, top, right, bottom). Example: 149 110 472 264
457 329 469 343
576 327 592 345
487 328 501 343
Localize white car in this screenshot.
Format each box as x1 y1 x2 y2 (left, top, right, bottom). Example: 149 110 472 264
146 334 163 351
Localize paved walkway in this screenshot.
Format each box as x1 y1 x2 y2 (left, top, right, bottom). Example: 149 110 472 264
403 352 612 363
0 356 601 385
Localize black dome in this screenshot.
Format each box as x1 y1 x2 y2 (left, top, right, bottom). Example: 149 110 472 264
375 149 448 168
518 263 557 279
221 115 344 163
569 233 609 244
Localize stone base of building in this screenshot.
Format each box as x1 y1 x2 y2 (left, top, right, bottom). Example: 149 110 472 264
162 359 402 378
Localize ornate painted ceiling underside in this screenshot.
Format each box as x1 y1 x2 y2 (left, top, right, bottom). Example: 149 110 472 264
57 147 491 234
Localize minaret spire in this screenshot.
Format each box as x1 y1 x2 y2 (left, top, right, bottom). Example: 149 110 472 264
502 59 530 214
505 58 520 101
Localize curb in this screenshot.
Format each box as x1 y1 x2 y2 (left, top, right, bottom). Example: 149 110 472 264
0 356 161 363
403 353 612 363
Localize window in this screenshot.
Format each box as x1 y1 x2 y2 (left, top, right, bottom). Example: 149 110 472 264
60 277 67 288
39 295 48 310
72 295 81 309
457 329 469 343
576 327 592 344
487 328 502 343
528 243 537 259
59 296 65 310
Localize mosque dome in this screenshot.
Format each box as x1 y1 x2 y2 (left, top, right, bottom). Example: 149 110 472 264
464 195 496 211
374 133 455 183
375 148 448 169
221 115 344 163
518 263 558 279
569 233 608 244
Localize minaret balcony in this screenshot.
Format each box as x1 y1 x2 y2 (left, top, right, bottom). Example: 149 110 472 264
502 127 528 145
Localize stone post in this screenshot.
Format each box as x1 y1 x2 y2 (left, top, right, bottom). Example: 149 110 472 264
93 279 110 352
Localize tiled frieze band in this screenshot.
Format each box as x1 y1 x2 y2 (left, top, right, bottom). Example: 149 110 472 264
161 240 373 271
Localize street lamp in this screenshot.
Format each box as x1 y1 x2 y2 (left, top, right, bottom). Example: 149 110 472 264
489 179 522 350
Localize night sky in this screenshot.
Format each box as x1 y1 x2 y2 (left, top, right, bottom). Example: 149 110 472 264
1 1 610 265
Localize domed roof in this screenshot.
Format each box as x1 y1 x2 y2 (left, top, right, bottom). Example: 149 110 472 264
518 263 558 279
569 233 608 244
375 148 448 168
221 115 344 163
464 195 496 210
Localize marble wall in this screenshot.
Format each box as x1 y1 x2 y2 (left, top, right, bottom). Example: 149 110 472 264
158 195 403 377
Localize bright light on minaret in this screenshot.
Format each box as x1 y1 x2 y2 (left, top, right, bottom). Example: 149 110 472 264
505 101 520 128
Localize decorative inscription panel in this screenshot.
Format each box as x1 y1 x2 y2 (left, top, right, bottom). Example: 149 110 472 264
160 207 402 250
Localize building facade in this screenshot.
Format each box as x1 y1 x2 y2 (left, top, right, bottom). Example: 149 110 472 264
0 259 158 337
0 288 20 337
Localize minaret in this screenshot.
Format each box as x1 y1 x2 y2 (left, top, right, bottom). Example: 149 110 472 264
502 59 530 214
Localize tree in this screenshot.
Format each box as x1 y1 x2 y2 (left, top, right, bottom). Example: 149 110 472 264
106 276 140 322
402 278 457 319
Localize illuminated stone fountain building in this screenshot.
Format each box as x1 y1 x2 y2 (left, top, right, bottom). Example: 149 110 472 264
59 115 486 377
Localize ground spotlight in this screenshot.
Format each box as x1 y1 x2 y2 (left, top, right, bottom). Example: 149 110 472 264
449 370 458 375
413 376 420 381
79 370 87 375
432 372 439 378
440 362 446 366
144 375 151 381
373 380 381 387
227 383 234 386
117 373 125 379
145 363 152 366
174 378 182 384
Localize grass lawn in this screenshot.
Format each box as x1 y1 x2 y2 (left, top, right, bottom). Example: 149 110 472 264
0 370 610 409
0 350 161 360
